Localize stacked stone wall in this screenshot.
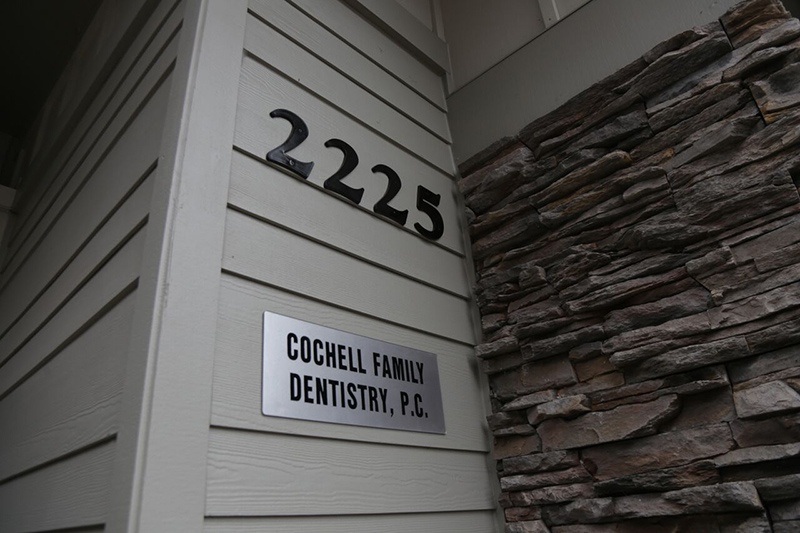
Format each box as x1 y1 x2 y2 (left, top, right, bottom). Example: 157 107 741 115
459 1 800 531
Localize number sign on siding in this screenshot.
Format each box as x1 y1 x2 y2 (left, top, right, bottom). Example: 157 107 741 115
262 311 446 434
265 109 446 241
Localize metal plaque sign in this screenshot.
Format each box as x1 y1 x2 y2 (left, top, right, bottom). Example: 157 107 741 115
262 311 445 434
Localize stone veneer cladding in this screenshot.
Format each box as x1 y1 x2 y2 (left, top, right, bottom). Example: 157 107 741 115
458 0 800 531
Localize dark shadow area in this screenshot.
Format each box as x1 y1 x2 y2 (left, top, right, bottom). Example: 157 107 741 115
784 0 800 17
0 0 101 187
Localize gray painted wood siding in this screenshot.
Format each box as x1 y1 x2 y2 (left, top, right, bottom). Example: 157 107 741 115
0 0 180 530
209 1 497 529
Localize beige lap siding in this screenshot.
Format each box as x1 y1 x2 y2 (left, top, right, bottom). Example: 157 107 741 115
0 1 180 530
208 0 497 529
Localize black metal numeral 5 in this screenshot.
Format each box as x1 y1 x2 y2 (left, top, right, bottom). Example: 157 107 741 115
323 139 363 204
266 109 314 179
414 186 444 240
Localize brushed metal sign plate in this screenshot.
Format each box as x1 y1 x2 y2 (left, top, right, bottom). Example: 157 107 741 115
262 311 446 434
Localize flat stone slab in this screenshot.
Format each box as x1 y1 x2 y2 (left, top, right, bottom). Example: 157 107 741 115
538 395 680 450
734 380 800 419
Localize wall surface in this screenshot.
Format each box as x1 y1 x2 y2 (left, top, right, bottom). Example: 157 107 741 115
0 0 181 530
440 0 593 93
0 1 499 530
204 0 499 530
459 0 800 530
441 0 546 92
448 0 743 167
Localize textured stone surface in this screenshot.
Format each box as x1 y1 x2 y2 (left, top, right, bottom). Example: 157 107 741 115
582 424 734 481
714 442 800 467
751 62 800 122
493 357 577 400
538 395 680 450
720 0 791 47
532 151 632 208
730 414 800 447
648 82 741 132
574 356 616 382
707 282 800 329
503 450 581 475
476 336 520 359
543 482 762 525
754 473 800 501
746 315 800 354
551 516 770 533
602 287 710 337
535 107 645 158
667 387 737 430
523 326 605 361
632 90 753 161
604 312 711 361
558 372 625 396
774 520 800 533
501 465 592 492
616 32 733 98
732 217 800 264
593 460 719 496
733 380 800 419
506 520 551 533
724 27 800 82
472 212 547 259
658 481 762 512
627 337 751 381
770 499 800 520
565 268 689 314
527 395 591 425
505 507 543 522
518 58 648 153
462 2 800 530
493 434 542 460
723 516 774 533
460 145 536 214
503 390 558 411
507 483 596 507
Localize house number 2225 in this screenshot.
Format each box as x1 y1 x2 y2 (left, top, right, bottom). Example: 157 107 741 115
265 108 445 241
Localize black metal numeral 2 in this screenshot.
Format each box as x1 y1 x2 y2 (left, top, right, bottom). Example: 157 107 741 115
371 164 409 226
266 109 314 179
323 139 363 204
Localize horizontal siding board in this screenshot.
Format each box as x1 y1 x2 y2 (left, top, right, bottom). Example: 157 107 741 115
8 0 181 253
206 428 495 516
243 19 453 174
0 229 144 398
286 0 445 109
0 441 115 533
343 0 449 71
236 58 463 254
0 174 152 360
0 292 134 482
212 274 490 451
204 511 498 532
2 33 177 284
248 0 450 142
229 152 469 297
223 210 474 343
